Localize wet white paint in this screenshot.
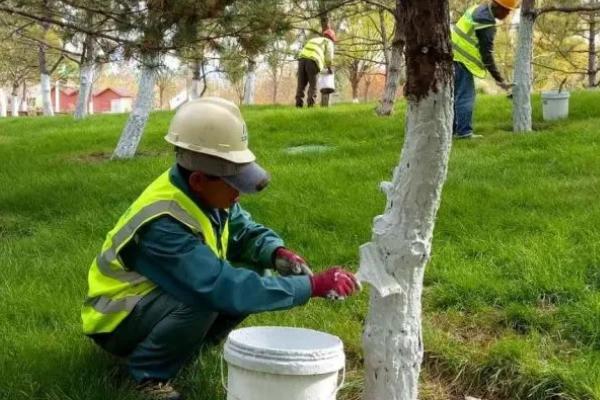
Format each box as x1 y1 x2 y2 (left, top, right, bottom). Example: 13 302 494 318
223 326 345 400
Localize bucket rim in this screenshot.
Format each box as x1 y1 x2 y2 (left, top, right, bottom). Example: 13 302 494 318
224 326 346 375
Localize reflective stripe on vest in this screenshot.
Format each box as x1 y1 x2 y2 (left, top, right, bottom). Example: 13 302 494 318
299 37 328 70
82 170 229 334
451 5 496 79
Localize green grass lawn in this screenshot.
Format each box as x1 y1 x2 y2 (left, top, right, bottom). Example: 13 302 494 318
1 92 600 400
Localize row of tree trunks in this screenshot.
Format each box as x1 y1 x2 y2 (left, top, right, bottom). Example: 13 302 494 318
112 56 158 159
362 0 454 399
512 0 536 133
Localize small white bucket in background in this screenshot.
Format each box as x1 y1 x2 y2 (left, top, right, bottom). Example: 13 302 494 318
318 73 336 94
542 91 570 121
223 326 345 400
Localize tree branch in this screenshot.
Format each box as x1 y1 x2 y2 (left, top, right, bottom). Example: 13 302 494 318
537 3 600 16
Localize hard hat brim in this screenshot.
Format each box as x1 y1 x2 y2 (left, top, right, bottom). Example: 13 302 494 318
165 134 256 164
222 162 270 194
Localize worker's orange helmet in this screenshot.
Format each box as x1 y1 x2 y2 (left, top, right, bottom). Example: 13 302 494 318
323 28 336 42
493 0 520 10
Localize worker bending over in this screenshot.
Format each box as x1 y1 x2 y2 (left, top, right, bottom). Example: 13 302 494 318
82 97 359 400
452 0 518 138
295 28 336 108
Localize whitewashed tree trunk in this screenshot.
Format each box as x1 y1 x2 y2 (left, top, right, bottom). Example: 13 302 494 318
0 89 6 117
11 84 19 117
55 80 60 113
362 1 453 399
40 73 53 116
512 0 536 133
20 83 28 113
377 0 406 116
112 56 158 159
75 64 95 119
243 58 257 105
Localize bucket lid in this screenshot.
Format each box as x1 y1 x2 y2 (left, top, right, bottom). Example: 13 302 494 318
224 326 345 375
541 91 570 99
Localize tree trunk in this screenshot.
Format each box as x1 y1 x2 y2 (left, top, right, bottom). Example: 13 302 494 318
318 0 331 107
112 56 157 159
0 88 6 117
38 43 54 116
588 16 597 88
351 79 360 103
75 63 95 119
190 59 202 100
376 0 406 116
363 77 372 102
512 0 536 133
272 73 279 104
243 58 257 105
20 82 28 113
11 83 19 117
75 34 95 120
361 0 453 399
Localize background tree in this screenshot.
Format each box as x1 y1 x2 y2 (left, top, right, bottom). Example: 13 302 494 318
361 0 454 399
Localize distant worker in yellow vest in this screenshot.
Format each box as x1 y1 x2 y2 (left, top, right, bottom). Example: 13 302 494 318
295 28 336 108
82 97 360 400
452 0 519 139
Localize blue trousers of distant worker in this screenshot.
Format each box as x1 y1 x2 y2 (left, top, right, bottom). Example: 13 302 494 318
453 61 476 138
91 289 245 382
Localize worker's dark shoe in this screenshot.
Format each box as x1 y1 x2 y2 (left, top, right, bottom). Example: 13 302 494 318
136 380 182 400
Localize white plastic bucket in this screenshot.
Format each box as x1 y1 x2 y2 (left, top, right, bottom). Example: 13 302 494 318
542 91 570 121
223 326 345 400
318 73 335 94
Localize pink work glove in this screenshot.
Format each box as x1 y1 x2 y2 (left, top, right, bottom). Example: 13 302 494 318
310 267 361 300
274 248 313 276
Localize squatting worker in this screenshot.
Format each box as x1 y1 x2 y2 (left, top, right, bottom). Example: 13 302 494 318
81 97 360 400
295 28 336 108
452 0 519 139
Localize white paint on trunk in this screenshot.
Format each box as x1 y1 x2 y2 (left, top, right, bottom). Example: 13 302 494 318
40 73 54 116
362 85 453 400
20 84 28 113
55 80 60 113
377 44 404 116
75 63 95 119
512 9 535 133
11 94 19 117
112 59 157 159
191 79 202 100
243 59 257 105
0 89 7 117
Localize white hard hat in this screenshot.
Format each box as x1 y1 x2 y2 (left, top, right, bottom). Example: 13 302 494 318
165 97 269 193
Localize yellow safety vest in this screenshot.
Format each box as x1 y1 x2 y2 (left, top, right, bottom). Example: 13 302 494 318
451 5 496 79
298 37 332 71
81 170 229 335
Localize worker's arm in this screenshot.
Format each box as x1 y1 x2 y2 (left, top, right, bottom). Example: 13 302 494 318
119 216 311 316
226 203 284 270
473 5 505 84
476 27 504 83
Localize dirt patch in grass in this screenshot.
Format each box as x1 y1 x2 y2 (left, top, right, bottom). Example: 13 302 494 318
69 150 170 164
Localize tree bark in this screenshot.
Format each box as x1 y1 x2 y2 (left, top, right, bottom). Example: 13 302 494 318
588 16 597 88
75 33 95 119
38 5 54 117
376 0 406 116
361 1 453 399
512 0 536 133
243 58 257 105
112 56 157 159
272 73 279 104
